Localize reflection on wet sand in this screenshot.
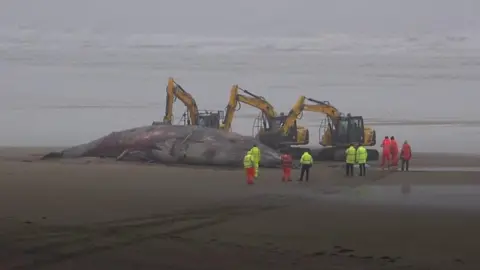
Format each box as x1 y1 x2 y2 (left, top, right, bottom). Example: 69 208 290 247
324 184 480 211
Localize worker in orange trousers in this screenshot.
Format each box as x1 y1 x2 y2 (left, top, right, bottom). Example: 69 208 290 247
243 150 255 184
380 136 391 169
280 152 293 181
390 136 399 167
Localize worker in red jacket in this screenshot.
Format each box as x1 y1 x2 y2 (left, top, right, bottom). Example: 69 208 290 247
280 152 293 182
380 136 391 169
400 140 412 171
390 136 399 167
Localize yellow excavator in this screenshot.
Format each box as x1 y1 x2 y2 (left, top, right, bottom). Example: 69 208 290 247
222 85 309 144
256 95 379 161
152 77 224 128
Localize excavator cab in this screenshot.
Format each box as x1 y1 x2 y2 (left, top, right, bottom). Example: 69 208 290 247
332 115 364 145
180 109 224 129
319 114 379 161
197 110 224 129
320 114 365 146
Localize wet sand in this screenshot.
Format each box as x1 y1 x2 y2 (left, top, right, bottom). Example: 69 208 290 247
1 147 480 270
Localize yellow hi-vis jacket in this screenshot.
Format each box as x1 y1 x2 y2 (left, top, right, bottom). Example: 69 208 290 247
243 153 254 168
300 152 313 165
356 146 368 164
250 146 261 163
345 146 356 163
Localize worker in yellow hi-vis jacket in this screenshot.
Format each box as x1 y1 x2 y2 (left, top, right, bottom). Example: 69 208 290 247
250 144 261 178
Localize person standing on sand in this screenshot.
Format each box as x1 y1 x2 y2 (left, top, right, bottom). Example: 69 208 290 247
243 150 255 184
390 136 399 167
400 140 412 171
280 151 293 182
250 144 261 178
356 143 368 176
380 136 391 170
298 151 313 182
345 143 356 176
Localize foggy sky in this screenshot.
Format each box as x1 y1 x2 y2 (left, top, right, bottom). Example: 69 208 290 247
1 0 478 36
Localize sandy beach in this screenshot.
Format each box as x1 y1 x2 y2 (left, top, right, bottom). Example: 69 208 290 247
1 147 480 270
2 1 479 269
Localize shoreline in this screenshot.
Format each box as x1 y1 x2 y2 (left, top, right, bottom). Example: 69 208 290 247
1 146 480 167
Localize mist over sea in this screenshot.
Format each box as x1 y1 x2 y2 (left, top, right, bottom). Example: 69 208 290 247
1 0 479 153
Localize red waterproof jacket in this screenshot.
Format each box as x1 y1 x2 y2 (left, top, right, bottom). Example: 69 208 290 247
381 139 391 154
390 139 398 154
281 154 293 168
401 144 412 160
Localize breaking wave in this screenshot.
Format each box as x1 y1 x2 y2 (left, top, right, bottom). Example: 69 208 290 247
0 27 478 55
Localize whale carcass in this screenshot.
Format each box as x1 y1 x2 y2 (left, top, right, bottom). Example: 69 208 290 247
42 125 282 168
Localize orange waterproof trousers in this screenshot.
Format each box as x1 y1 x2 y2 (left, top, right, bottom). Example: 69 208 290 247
282 168 292 181
381 151 391 168
245 167 255 184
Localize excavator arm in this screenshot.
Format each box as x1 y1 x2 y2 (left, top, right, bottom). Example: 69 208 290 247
303 97 342 119
222 85 277 131
162 77 199 125
278 96 340 134
221 87 310 149
222 85 239 131
302 97 376 148
278 96 306 135
239 94 310 149
276 95 378 161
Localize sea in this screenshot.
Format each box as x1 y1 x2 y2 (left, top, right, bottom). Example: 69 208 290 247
1 0 479 153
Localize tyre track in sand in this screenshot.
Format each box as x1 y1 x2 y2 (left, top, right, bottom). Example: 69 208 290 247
5 199 287 270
